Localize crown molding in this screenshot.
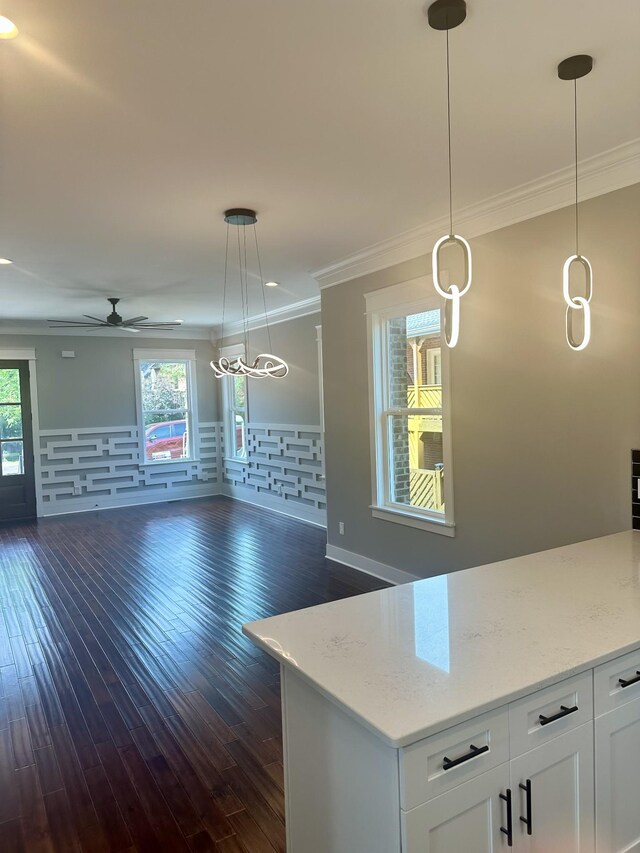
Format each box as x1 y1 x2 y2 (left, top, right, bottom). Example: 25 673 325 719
0 322 213 340
312 138 640 289
212 294 321 342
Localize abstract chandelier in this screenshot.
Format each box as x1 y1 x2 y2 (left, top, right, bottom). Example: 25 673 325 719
210 209 289 379
558 55 594 352
427 0 472 349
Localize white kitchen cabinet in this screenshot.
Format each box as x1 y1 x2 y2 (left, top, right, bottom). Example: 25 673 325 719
403 723 594 853
510 722 594 853
595 696 640 852
402 764 511 852
243 531 640 853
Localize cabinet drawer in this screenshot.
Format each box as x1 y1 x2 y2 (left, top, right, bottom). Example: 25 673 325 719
509 671 593 757
400 707 509 810
594 647 640 716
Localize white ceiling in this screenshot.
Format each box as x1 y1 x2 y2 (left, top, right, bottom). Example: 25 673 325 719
0 0 638 328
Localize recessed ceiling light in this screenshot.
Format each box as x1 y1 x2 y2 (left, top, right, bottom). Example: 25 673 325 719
264 281 279 287
0 16 18 39
0 257 13 264
174 319 184 324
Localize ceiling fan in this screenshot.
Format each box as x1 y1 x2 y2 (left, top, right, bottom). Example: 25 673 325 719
48 298 182 333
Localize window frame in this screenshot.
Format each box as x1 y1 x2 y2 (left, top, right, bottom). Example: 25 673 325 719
133 348 199 467
220 344 249 462
365 275 455 537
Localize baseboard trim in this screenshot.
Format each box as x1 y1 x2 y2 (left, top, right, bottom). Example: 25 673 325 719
39 485 221 517
325 544 419 586
221 484 327 528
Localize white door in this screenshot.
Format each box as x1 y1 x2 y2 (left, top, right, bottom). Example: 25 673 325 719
402 764 512 852
510 722 594 853
595 696 640 852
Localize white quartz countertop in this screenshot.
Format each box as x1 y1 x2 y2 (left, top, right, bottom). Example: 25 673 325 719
243 531 640 747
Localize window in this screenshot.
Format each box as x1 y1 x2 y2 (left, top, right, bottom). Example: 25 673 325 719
133 350 198 464
366 277 454 535
0 367 25 476
220 345 248 460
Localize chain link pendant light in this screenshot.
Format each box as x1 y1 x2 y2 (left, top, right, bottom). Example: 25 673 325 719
427 0 471 349
558 55 594 351
210 209 289 379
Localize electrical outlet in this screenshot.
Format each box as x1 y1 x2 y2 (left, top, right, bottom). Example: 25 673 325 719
339 521 345 535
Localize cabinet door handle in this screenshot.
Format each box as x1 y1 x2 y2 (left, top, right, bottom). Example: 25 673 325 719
538 704 578 726
442 743 489 771
500 788 513 847
519 779 533 835
618 671 640 689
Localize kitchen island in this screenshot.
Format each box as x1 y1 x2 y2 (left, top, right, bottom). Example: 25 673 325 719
243 531 640 852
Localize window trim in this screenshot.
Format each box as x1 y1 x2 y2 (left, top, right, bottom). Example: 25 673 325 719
133 348 199 467
219 344 249 463
365 275 455 536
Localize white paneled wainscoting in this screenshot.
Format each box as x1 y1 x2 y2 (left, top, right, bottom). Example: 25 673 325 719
36 422 326 526
222 424 326 527
37 422 221 515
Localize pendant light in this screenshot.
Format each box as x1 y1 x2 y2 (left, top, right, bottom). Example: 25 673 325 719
427 0 471 349
210 209 289 379
558 55 594 351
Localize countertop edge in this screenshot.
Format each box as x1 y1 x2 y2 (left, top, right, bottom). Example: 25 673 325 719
243 623 640 748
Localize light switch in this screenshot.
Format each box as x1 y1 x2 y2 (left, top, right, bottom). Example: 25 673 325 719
61 351 75 358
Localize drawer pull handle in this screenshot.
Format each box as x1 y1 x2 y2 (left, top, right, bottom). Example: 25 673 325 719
442 743 489 771
500 788 513 847
519 779 533 835
618 671 640 689
538 704 578 726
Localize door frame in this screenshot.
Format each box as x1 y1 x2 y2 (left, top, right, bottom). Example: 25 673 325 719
0 348 41 517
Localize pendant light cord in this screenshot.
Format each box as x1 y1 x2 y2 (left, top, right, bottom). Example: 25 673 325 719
220 222 230 345
236 224 247 358
574 78 579 256
242 225 250 358
253 225 274 356
446 27 453 237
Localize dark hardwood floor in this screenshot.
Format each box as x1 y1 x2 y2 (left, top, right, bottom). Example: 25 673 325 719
0 496 388 852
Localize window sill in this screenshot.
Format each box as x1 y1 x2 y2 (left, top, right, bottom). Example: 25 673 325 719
223 456 248 465
139 458 200 468
370 505 455 537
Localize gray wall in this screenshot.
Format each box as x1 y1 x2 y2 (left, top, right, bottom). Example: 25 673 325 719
322 182 640 577
0 334 218 427
217 311 321 425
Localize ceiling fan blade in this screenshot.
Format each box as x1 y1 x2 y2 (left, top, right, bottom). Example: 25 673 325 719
123 316 148 325
122 327 140 333
83 315 108 323
48 319 107 326
132 322 181 327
